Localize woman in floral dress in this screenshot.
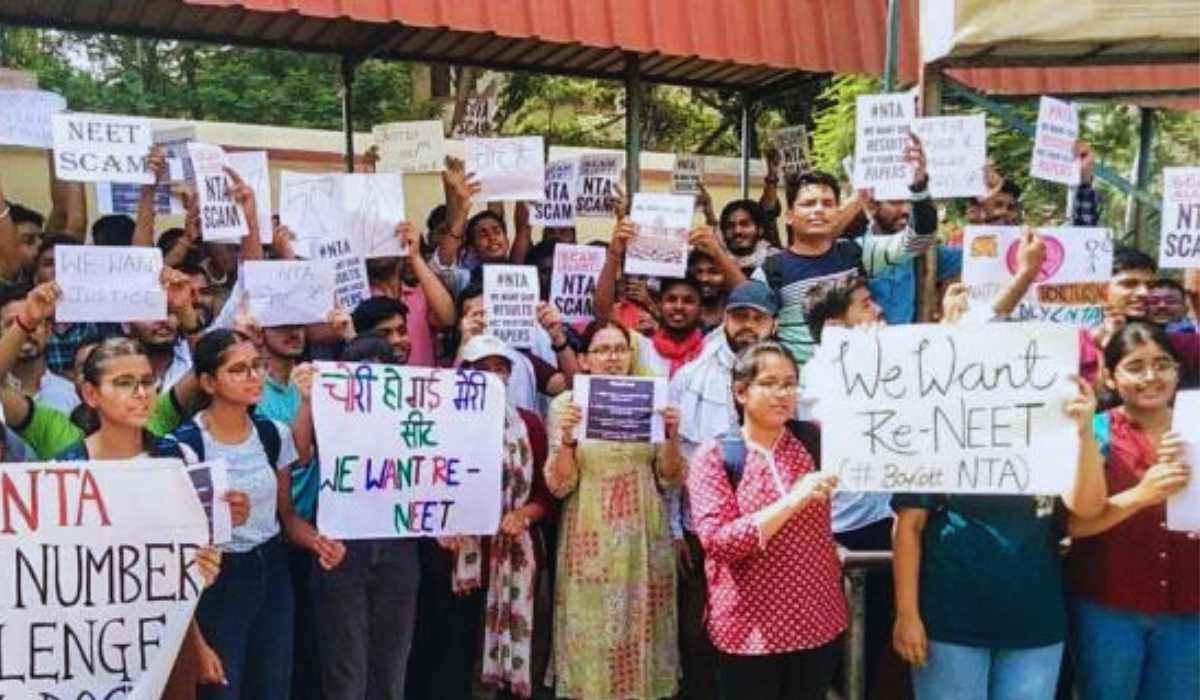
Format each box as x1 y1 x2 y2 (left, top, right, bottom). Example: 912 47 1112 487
545 320 686 700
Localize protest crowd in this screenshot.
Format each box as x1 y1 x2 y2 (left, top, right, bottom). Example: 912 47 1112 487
0 82 1199 700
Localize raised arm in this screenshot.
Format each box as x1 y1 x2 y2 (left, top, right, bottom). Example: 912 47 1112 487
226 167 264 261
45 151 87 240
399 221 456 330
593 219 633 324
509 200 534 264
133 146 168 247
688 225 746 289
0 282 60 426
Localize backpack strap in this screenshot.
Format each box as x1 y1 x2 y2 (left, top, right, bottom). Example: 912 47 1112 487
157 420 205 464
786 419 821 467
250 415 283 468
719 430 748 488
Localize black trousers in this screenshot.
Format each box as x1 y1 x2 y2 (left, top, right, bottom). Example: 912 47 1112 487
716 636 844 700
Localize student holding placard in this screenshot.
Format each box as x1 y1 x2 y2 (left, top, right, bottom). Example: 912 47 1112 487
160 329 344 700
891 381 1107 698
686 341 843 700
545 319 685 700
1067 322 1198 700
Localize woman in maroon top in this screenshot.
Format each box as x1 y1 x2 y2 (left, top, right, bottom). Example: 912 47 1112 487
688 341 846 700
1067 322 1198 700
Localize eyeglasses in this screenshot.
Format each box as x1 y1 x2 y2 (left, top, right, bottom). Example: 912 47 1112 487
222 357 270 382
1115 359 1179 380
107 376 157 396
587 345 631 358
749 380 800 396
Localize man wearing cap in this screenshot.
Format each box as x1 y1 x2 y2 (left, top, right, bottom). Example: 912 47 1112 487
667 280 780 700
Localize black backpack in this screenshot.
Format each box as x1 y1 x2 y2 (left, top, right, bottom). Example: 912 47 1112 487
719 420 821 487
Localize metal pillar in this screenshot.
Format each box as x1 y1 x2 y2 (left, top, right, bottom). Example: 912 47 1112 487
340 56 357 173
739 92 753 198
915 63 943 322
840 551 894 700
883 0 902 92
1125 108 1156 247
624 52 642 196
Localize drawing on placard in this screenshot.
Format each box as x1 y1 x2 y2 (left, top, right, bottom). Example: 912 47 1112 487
284 176 342 241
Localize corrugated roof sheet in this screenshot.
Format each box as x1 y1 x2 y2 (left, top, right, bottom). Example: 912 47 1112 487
0 0 1193 106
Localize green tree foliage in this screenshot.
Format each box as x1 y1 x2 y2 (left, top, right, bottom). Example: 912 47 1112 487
0 27 436 129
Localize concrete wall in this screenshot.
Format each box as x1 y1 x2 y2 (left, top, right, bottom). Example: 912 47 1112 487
0 117 772 244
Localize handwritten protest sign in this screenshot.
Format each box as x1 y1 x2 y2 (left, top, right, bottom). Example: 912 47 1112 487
313 362 504 538
0 459 209 699
484 265 540 349
227 150 274 243
963 225 1111 327
531 159 575 227
466 136 546 202
189 142 249 242
0 89 66 148
573 375 668 443
311 238 371 312
574 153 624 218
672 154 703 195
97 128 193 216
807 323 1079 494
52 112 154 184
854 93 916 194
911 114 987 199
186 460 233 545
768 125 811 176
452 94 498 138
626 193 694 277
344 173 406 258
1031 96 1080 185
1159 166 1200 269
551 244 606 323
1167 390 1200 531
373 120 446 174
244 259 336 326
280 171 345 258
55 245 166 323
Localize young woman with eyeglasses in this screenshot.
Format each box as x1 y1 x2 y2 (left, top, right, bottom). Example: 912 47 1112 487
162 329 344 700
51 336 231 700
1067 321 1198 700
545 319 685 700
686 341 843 700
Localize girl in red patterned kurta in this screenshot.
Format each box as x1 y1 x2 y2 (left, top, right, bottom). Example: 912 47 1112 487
687 341 847 700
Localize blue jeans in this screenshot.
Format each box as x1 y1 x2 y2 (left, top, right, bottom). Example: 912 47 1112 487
1070 598 1200 700
911 639 1063 700
197 536 295 700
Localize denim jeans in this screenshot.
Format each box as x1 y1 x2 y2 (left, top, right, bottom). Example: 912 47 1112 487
911 640 1063 700
197 536 295 700
317 539 420 700
1070 598 1200 700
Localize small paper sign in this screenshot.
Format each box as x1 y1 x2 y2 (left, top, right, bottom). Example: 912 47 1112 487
52 112 153 184
1030 96 1080 186
531 159 576 227
55 246 166 323
465 136 546 202
483 265 540 349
